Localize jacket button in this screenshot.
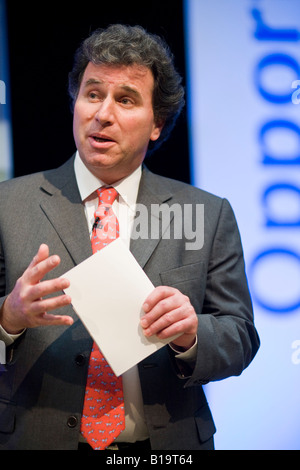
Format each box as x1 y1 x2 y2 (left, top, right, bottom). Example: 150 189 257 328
67 415 78 428
75 354 86 366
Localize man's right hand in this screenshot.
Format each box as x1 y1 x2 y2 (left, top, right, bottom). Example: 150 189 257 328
0 244 73 335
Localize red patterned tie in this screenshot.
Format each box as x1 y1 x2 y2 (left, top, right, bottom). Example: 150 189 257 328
81 187 125 450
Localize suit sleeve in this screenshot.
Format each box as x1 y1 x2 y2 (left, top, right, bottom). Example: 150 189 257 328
0 237 13 346
186 198 260 386
0 235 5 302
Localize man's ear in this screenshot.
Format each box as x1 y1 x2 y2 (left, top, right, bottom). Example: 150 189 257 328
150 120 165 142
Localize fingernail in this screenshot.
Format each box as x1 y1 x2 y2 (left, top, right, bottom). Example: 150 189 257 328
50 256 58 266
61 278 70 288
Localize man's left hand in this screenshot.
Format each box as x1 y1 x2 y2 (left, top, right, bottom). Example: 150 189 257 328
141 286 198 351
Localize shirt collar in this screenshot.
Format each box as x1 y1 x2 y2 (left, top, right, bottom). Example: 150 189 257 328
74 151 142 209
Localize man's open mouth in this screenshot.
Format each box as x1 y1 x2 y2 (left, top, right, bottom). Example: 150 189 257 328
91 135 114 143
93 137 109 142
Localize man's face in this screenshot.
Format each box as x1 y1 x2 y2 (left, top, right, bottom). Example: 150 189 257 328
73 62 163 184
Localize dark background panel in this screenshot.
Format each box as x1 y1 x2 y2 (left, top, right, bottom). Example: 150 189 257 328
6 0 191 183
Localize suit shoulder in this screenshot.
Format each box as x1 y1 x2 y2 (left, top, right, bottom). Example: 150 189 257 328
0 170 52 204
0 171 45 201
0 158 74 199
0 170 47 188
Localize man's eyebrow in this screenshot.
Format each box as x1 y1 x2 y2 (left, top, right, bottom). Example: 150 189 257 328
84 78 103 87
83 79 141 96
119 85 141 97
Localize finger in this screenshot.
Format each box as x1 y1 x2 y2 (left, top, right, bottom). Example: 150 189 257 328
141 288 198 340
142 307 181 337
141 287 182 328
27 253 62 285
147 312 198 351
27 244 50 269
31 293 72 314
27 277 70 302
24 309 74 328
155 316 192 340
41 312 74 327
141 298 179 331
143 286 176 313
35 293 72 312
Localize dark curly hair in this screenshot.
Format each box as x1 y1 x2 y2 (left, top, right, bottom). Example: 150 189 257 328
68 24 185 154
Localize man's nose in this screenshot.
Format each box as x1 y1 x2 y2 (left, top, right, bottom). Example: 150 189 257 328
95 97 115 125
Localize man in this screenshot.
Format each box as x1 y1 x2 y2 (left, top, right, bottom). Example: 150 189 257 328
0 25 259 450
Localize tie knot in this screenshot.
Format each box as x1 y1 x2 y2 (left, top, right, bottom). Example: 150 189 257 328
97 187 118 205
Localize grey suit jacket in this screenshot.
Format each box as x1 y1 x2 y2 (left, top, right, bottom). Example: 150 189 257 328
0 156 259 450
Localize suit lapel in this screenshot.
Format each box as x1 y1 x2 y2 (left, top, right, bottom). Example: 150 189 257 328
39 157 92 266
130 167 173 269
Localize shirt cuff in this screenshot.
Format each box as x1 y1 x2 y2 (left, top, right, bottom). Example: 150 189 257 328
169 336 197 362
0 324 25 346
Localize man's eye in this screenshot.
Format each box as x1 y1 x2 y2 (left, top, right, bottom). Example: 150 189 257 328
88 92 99 100
120 98 133 105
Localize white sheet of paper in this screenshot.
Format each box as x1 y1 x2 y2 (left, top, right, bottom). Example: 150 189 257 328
62 238 177 376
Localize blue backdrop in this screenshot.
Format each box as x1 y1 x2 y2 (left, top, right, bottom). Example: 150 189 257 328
185 0 300 450
0 0 13 181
